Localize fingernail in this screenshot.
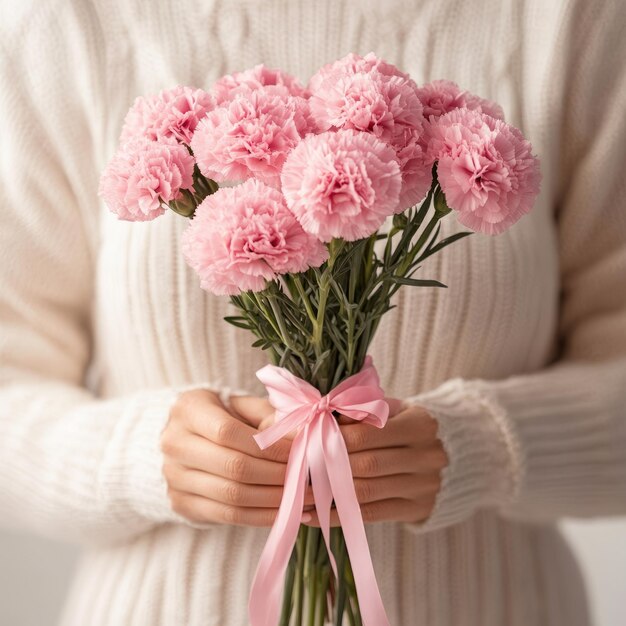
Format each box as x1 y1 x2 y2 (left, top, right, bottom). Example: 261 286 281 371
301 512 312 523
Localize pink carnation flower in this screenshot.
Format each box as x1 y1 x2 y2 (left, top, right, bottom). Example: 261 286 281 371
416 80 505 121
191 90 311 188
281 129 402 242
182 179 328 295
99 139 195 221
430 109 541 234
308 53 430 209
212 64 308 104
308 52 413 93
415 80 467 119
417 80 505 159
120 86 215 145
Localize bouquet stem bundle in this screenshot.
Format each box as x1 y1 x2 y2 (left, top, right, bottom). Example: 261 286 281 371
230 176 466 625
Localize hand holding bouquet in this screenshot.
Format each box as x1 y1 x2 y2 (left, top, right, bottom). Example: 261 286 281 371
100 53 540 626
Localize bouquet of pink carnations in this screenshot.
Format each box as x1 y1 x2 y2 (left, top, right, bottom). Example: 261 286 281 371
100 53 540 626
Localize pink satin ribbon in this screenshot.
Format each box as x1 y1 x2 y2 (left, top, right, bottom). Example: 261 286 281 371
248 356 391 626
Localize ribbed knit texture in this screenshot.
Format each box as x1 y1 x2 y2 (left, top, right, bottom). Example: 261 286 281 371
1 1 625 624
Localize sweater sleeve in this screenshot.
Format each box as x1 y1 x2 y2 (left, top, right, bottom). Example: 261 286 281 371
0 5 217 545
406 1 626 533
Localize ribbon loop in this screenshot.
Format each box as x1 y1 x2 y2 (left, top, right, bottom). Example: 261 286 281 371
248 356 391 626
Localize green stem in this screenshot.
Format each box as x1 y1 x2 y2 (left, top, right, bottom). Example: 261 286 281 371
307 566 318 626
267 293 308 364
389 187 435 267
396 213 442 277
317 567 330 626
279 550 297 626
292 274 317 328
363 233 377 284
345 599 357 626
294 526 308 625
304 526 320 621
334 530 348 626
313 272 330 349
343 559 362 626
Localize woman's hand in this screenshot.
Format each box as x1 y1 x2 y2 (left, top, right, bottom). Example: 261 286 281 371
162 390 445 528
161 389 310 527
303 400 447 527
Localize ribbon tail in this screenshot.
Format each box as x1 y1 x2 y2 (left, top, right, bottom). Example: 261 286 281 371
248 427 309 626
307 414 338 579
322 418 390 626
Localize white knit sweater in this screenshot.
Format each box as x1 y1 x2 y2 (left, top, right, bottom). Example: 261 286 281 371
1 1 625 624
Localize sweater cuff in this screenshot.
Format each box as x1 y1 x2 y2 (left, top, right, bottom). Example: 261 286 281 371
402 378 518 534
99 388 184 525
99 384 255 530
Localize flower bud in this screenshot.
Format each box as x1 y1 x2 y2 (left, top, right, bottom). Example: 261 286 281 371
169 190 197 218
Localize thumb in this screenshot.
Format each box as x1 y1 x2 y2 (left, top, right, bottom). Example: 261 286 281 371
228 395 275 429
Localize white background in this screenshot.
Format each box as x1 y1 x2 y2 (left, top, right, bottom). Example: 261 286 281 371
1 520 625 626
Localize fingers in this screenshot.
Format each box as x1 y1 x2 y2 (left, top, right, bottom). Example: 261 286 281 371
352 473 441 504
168 490 279 527
229 395 274 429
164 433 287 485
178 391 291 463
340 404 438 453
164 463 315 508
303 496 437 527
349 445 447 477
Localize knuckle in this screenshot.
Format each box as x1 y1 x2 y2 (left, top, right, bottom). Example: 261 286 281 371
262 510 277 527
260 443 280 462
358 453 379 477
265 442 289 463
354 479 373 503
215 418 237 445
222 505 242 525
159 431 179 458
361 502 380 523
175 389 220 425
345 427 366 451
173 389 200 415
225 453 248 482
222 480 245 505
266 441 291 463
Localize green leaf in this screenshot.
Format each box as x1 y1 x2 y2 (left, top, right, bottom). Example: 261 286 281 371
224 316 252 329
418 231 472 262
390 276 448 288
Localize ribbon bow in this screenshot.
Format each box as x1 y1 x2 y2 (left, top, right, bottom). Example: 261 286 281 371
248 356 390 626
